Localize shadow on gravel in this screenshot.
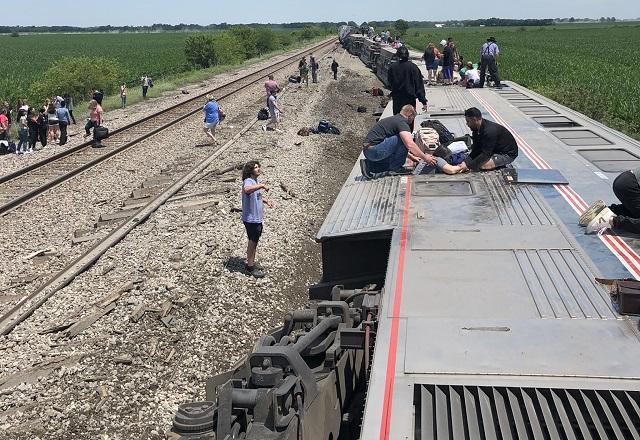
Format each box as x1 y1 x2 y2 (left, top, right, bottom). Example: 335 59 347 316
225 256 248 274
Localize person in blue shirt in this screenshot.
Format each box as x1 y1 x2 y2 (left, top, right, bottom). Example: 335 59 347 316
241 160 273 278
56 101 72 146
203 94 224 145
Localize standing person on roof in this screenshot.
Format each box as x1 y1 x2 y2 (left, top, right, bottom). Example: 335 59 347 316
478 37 502 88
241 160 273 278
422 42 440 86
264 74 280 97
454 107 518 172
203 94 223 145
441 41 455 85
360 105 437 179
388 46 428 116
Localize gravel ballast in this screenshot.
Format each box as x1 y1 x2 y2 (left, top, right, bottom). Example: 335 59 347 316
0 48 385 439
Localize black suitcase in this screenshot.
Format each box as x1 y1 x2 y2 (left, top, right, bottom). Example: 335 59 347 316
93 126 109 140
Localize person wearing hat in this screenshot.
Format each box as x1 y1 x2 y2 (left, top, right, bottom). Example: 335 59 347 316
388 46 428 117
478 36 502 88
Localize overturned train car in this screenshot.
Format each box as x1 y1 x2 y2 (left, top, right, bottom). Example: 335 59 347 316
170 287 380 439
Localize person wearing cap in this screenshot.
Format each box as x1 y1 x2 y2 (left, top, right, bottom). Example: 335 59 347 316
388 46 428 117
478 37 502 88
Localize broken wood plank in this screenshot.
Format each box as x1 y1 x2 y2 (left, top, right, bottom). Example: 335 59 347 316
149 337 159 357
142 176 173 188
129 304 146 323
66 302 117 338
159 300 173 318
23 249 51 261
72 232 103 245
98 208 140 222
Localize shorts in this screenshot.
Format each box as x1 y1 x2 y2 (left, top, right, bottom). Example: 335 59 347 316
270 110 280 123
48 120 59 126
204 121 218 130
427 61 439 70
491 153 516 168
244 221 263 242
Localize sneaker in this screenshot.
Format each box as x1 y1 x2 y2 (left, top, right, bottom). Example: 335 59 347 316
585 207 615 235
261 125 267 132
579 200 606 226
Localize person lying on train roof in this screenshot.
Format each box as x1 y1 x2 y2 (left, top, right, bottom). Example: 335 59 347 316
453 107 519 173
580 168 640 235
360 105 437 179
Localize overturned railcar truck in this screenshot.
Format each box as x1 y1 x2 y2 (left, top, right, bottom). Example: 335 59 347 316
171 30 640 439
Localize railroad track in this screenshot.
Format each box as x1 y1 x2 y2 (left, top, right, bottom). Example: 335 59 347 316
0 37 337 217
0 40 338 336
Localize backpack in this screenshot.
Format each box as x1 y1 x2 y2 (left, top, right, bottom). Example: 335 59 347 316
257 108 269 120
420 119 455 145
318 120 330 133
288 75 301 83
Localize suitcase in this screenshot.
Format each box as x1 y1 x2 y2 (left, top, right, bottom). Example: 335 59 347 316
93 126 109 140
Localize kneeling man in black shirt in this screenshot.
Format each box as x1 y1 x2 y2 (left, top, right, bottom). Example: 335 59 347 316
361 105 437 178
457 107 518 172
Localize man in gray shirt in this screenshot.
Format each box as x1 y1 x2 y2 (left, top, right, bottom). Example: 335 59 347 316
360 105 436 178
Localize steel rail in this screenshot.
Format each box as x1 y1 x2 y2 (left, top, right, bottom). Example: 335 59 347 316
0 38 336 216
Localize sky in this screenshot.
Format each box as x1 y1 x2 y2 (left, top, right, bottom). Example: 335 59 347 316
5 0 640 26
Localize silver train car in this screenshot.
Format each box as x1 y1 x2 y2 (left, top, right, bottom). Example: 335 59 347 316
171 33 640 439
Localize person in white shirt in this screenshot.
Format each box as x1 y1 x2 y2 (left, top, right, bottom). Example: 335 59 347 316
464 62 481 88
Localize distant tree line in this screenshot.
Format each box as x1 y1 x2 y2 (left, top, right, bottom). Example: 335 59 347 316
0 22 338 34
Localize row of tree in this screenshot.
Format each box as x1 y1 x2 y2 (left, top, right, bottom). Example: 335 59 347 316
3 17 618 35
184 26 328 68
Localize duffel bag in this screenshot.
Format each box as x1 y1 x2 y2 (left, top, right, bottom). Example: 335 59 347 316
93 126 109 140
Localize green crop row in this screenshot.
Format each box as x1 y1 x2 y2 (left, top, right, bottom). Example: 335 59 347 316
404 24 640 140
0 26 332 107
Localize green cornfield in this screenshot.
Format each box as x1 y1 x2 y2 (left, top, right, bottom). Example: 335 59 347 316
0 33 192 103
404 23 640 141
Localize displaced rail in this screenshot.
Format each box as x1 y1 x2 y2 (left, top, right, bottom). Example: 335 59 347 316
0 37 336 217
0 40 338 336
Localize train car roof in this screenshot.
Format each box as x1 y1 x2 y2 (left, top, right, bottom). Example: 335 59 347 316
318 54 640 438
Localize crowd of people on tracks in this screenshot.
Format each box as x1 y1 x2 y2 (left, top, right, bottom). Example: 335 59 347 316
0 74 155 156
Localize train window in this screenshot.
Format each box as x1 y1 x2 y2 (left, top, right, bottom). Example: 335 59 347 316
552 129 613 146
578 148 640 172
533 116 581 127
508 98 541 106
412 180 473 197
519 106 559 115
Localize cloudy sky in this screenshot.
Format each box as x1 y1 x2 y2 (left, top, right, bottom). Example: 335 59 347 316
6 0 639 26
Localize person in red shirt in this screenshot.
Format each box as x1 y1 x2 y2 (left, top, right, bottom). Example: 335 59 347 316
0 108 9 141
